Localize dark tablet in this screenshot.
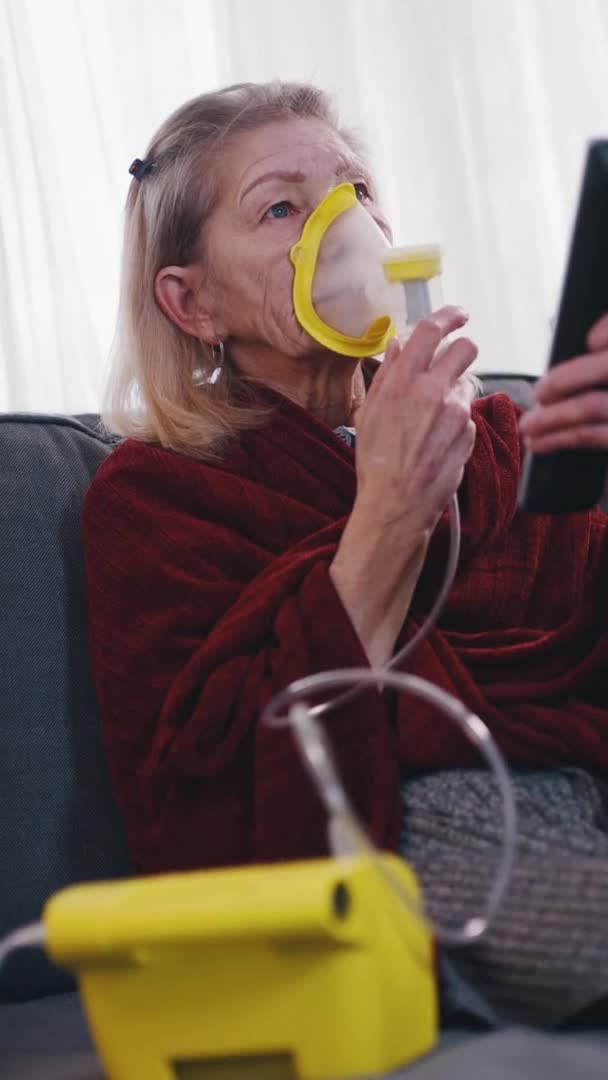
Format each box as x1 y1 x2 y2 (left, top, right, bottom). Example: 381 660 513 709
518 140 608 513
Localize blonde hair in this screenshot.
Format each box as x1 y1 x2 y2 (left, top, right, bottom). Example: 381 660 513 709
103 81 362 461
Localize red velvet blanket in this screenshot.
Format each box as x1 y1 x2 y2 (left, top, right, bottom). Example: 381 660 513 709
82 392 608 874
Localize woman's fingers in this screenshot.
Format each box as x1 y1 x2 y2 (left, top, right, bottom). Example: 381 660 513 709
521 323 608 454
430 418 477 505
521 389 608 438
532 314 608 405
373 307 472 404
587 312 608 351
432 335 479 386
533 350 608 405
523 423 608 454
366 336 402 403
521 383 608 453
400 306 470 375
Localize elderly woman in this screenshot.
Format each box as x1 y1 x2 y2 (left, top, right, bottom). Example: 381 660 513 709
84 81 608 1028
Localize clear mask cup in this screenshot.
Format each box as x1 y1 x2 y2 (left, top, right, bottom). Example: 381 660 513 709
310 198 408 340
291 183 445 356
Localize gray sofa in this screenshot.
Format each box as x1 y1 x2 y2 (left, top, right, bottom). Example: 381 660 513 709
1 384 607 1079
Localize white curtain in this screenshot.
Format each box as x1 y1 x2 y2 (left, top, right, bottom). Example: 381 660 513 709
1 0 607 413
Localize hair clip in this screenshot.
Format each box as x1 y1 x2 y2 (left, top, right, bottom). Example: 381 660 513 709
128 157 156 182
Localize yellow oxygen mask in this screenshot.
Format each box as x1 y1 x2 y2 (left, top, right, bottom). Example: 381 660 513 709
290 183 442 357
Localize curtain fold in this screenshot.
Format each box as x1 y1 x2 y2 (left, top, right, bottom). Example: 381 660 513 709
1 0 607 411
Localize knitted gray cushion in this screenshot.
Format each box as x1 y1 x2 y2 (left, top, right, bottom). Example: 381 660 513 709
0 415 131 1002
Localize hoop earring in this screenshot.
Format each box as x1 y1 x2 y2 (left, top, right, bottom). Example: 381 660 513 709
212 340 225 368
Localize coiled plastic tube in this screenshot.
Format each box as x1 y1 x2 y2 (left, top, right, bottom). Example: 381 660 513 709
263 667 516 946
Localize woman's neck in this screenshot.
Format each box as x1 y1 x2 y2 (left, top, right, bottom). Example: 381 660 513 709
230 343 366 429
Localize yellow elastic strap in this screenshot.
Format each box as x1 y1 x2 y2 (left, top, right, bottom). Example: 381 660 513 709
290 183 394 358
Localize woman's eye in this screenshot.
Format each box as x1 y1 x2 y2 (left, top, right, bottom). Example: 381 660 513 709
263 201 295 221
354 182 371 203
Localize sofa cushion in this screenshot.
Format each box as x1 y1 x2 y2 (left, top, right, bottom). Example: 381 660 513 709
479 373 536 411
0 415 131 1002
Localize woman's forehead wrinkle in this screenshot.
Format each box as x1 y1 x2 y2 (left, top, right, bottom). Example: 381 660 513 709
235 135 369 198
236 134 330 185
334 151 364 177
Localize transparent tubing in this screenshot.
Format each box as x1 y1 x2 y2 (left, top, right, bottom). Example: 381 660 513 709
262 668 517 947
264 276 517 946
0 922 45 972
311 273 461 721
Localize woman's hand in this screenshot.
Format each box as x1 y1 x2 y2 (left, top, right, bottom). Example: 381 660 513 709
519 313 608 465
355 305 478 537
330 306 478 666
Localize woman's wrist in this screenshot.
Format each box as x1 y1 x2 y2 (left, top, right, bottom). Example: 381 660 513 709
334 498 428 584
329 502 429 666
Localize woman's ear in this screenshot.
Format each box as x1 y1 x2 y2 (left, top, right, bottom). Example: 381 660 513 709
154 265 225 344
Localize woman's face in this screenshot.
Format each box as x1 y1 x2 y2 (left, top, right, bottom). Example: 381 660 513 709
200 117 390 357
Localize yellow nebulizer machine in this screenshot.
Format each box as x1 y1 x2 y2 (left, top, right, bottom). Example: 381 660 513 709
0 186 517 1080
2 669 515 1080
42 850 434 1080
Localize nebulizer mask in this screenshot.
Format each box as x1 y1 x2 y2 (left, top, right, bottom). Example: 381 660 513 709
289 181 443 356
